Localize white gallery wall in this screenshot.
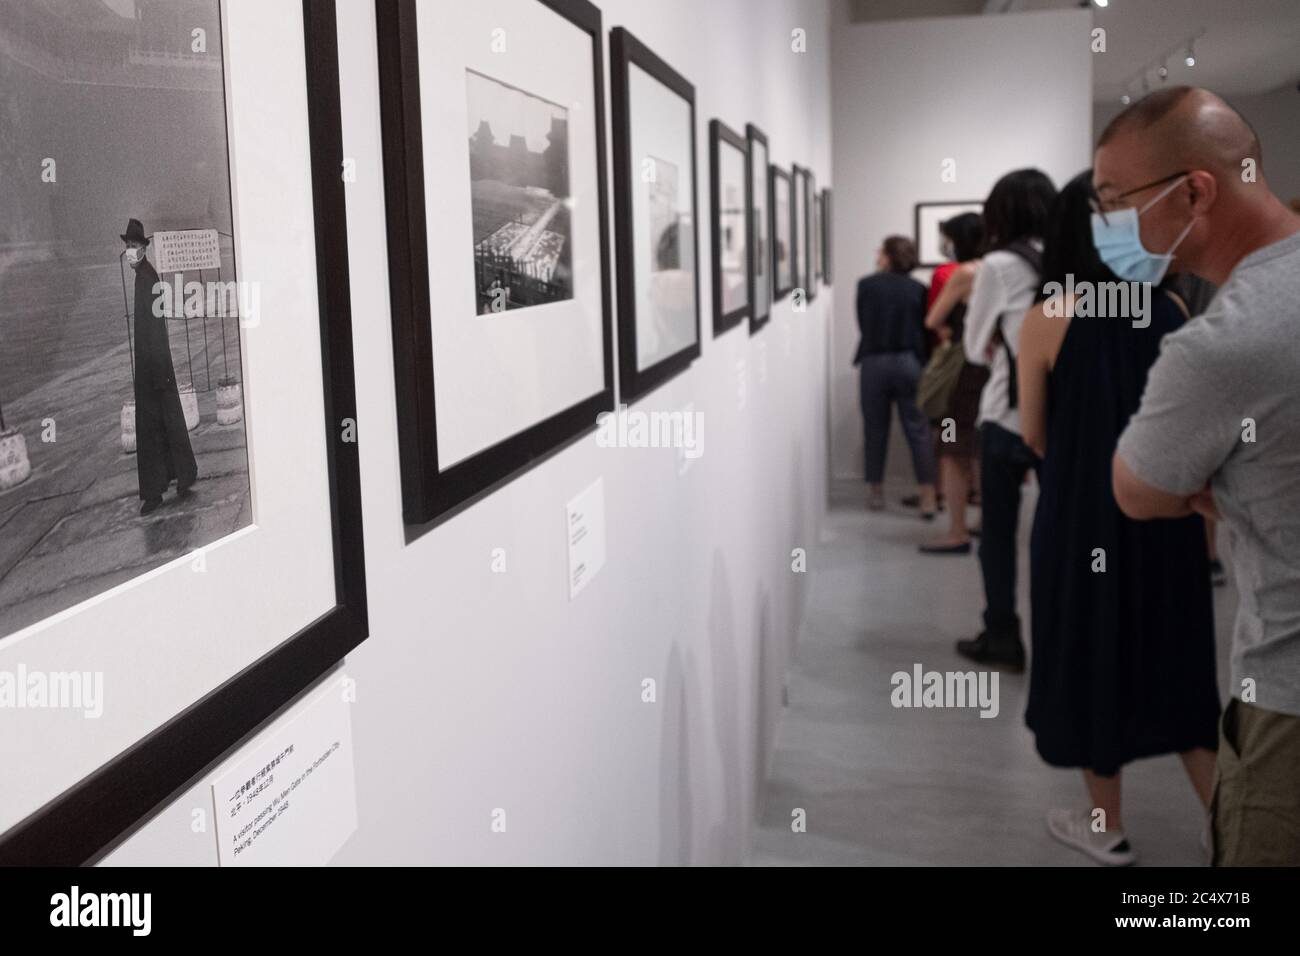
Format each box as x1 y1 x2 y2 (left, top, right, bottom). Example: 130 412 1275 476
828 7 1093 492
104 0 833 866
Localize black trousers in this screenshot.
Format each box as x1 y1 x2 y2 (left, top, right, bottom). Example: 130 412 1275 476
858 351 935 485
978 421 1037 633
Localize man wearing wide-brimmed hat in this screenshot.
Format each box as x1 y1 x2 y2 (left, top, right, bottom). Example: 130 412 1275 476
122 218 197 516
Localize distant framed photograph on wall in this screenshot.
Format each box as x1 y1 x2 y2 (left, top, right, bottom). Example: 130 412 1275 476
821 187 833 284
0 0 367 865
915 200 983 268
746 124 771 332
709 120 749 336
610 26 701 401
808 169 820 300
375 0 615 525
770 164 793 302
792 163 809 298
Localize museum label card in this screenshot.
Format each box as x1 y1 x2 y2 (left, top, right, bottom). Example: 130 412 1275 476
210 675 357 866
567 477 606 599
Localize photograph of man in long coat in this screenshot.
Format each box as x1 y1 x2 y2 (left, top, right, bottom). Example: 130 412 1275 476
122 218 198 515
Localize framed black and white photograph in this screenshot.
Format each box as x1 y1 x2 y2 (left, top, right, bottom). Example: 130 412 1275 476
915 200 983 268
821 187 833 285
746 124 771 332
709 120 749 336
792 164 809 298
376 0 614 525
808 169 820 301
610 26 701 402
770 164 793 302
466 71 573 312
0 0 367 864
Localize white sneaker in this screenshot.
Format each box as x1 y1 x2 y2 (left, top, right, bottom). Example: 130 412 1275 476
1046 808 1137 866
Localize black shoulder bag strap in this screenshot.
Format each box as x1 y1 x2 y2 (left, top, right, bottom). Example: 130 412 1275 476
994 240 1042 410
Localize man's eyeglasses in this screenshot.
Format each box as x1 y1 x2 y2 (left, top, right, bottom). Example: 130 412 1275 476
1089 170 1190 224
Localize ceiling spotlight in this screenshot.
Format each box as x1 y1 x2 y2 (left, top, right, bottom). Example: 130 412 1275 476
1094 0 1109 8
1121 93 1131 105
1158 64 1169 81
1185 42 1196 67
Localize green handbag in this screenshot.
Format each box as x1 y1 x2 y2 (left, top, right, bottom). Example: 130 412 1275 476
917 341 966 421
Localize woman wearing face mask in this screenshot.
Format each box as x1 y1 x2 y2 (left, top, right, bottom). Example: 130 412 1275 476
1017 172 1219 866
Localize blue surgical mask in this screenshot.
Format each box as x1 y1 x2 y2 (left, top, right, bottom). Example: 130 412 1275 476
1090 175 1195 285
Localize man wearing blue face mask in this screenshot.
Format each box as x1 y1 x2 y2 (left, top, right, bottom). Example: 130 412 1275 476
1096 87 1300 866
1090 172 1196 286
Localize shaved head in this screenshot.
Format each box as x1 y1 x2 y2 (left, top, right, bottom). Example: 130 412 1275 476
1098 86 1261 183
1093 86 1298 286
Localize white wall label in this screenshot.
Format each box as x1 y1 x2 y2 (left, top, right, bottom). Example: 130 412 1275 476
566 477 606 599
210 675 357 866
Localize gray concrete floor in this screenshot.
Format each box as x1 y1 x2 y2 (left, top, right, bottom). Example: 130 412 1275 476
752 489 1236 866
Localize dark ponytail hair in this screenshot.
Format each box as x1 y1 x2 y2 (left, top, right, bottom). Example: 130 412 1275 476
983 168 1056 250
1036 169 1119 303
940 212 984 262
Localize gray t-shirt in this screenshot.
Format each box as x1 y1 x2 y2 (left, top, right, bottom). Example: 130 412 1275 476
1118 229 1300 716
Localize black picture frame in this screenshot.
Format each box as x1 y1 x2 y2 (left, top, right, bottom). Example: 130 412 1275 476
0 0 369 866
709 119 749 337
914 200 984 268
791 163 808 300
746 123 771 333
609 25 701 403
807 169 819 301
821 187 833 285
375 0 615 527
770 164 793 302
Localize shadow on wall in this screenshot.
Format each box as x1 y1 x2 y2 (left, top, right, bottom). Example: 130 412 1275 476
752 585 778 806
789 438 809 652
653 553 778 866
655 440 812 866
706 547 744 865
657 642 695 866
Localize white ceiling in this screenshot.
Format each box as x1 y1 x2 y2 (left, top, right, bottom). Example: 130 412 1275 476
846 0 1300 102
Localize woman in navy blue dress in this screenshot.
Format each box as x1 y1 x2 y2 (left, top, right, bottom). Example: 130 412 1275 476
1017 172 1220 866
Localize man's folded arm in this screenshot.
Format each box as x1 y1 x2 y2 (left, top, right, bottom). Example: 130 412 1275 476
1112 338 1238 521
1112 453 1195 519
